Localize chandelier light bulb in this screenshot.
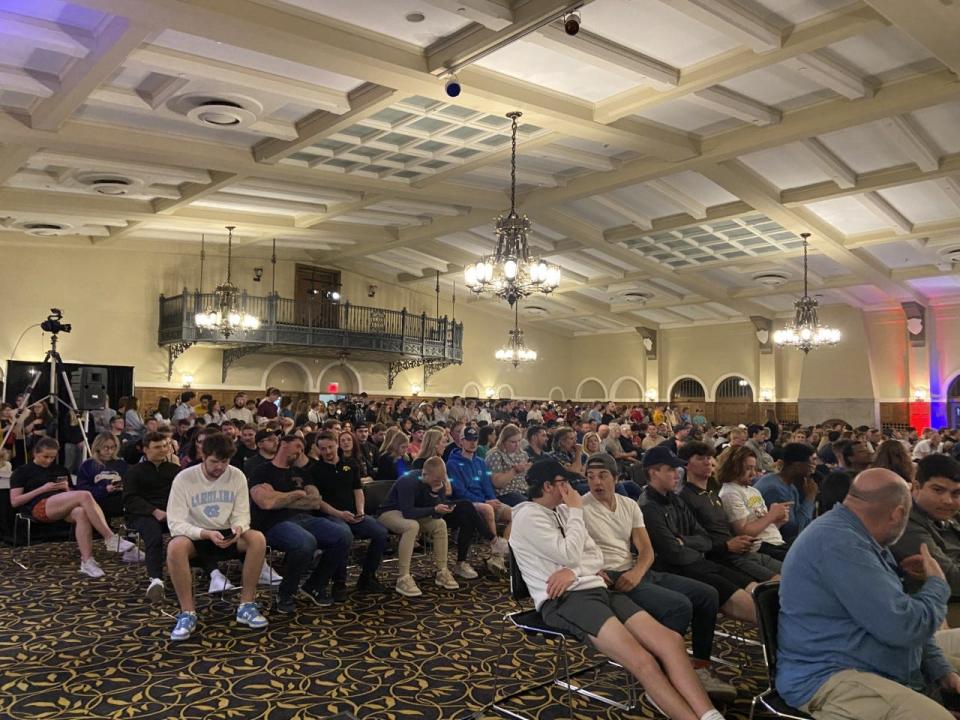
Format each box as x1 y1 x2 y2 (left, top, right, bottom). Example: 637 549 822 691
504 259 518 279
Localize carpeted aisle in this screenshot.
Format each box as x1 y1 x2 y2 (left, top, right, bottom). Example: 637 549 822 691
0 542 767 719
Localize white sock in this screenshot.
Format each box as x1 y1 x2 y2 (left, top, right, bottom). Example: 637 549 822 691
700 710 725 720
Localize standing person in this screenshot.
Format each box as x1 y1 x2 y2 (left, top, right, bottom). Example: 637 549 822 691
313 431 389 595
165 433 268 641
10 437 135 578
776 469 958 719
249 435 352 612
377 457 463 596
225 393 254 425
257 388 281 423
510 461 728 720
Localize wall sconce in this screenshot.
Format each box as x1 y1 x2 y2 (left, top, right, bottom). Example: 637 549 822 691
760 388 773 402
644 388 657 402
485 387 495 399
411 384 421 397
913 387 928 402
182 374 193 388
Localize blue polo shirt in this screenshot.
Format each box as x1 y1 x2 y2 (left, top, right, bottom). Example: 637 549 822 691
446 448 495 502
754 472 815 542
777 503 951 707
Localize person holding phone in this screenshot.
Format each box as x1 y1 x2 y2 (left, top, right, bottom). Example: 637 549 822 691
76 433 130 523
165 433 268 641
10 437 136 578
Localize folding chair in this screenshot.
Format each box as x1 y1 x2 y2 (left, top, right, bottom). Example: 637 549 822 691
485 550 638 719
12 511 72 570
750 581 813 720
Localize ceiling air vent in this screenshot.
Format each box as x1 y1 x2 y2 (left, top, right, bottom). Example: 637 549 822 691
19 222 69 236
524 305 549 317
185 99 258 128
72 171 144 197
619 291 652 304
752 271 789 288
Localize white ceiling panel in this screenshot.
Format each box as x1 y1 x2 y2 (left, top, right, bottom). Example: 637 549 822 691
822 25 936 80
751 0 858 25
816 121 923 174
633 97 743 134
721 65 829 107
907 275 960 297
805 196 894 234
911 102 960 155
739 143 834 190
864 239 940 270
878 182 960 226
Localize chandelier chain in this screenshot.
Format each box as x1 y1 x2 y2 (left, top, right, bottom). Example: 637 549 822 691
508 111 519 215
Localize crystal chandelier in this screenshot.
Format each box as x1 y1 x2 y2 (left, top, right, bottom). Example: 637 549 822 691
495 302 537 367
194 225 261 339
773 232 841 353
464 111 561 306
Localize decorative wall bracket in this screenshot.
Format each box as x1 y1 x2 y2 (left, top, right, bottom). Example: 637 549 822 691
222 344 266 383
387 358 425 390
166 342 194 381
423 359 460 390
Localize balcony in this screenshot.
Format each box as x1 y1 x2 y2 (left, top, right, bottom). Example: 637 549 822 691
158 290 463 386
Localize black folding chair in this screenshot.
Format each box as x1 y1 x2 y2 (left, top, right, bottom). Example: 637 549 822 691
483 549 638 719
750 581 814 720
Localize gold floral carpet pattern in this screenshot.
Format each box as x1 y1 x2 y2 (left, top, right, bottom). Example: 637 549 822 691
0 542 767 720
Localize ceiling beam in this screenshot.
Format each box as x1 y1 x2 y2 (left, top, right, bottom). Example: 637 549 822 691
153 171 245 214
0 10 93 57
30 17 153 131
699 160 926 303
591 195 652 230
253 84 397 164
420 0 513 30
645 179 708 219
863 0 960 75
668 0 782 52
782 52 872 100
878 115 941 172
857 192 913 234
689 86 781 126
595 4 886 122
0 145 37 184
798 138 857 189
0 65 59 97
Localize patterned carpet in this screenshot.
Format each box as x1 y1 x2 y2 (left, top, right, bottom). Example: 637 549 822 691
0 540 769 720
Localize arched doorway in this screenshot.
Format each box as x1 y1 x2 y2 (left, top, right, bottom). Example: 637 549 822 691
577 378 607 401
612 376 643 401
549 386 565 402
669 377 706 405
714 376 753 426
317 364 359 395
947 376 960 428
264 360 312 413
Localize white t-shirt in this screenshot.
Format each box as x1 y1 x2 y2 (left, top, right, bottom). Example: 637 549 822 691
718 482 784 548
582 493 645 572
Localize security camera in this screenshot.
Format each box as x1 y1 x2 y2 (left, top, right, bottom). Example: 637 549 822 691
253 267 263 282
563 11 580 35
367 284 378 298
444 75 462 98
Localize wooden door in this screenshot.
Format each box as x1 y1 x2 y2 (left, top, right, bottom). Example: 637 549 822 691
294 264 341 328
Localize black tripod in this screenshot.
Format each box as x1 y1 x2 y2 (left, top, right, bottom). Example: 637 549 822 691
1 332 92 459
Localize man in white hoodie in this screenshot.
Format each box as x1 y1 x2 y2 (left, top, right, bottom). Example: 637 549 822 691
509 460 727 720
166 433 268 641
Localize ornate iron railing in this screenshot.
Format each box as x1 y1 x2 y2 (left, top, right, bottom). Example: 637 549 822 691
158 289 463 385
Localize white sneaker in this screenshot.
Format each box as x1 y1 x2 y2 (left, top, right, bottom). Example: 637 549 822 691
486 554 507 574
395 574 423 597
104 534 135 553
435 568 460 590
80 558 105 578
146 577 165 603
453 561 479 580
207 570 237 594
490 537 509 555
258 562 282 586
122 546 145 563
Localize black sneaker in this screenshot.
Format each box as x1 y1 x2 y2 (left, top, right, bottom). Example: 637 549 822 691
275 594 296 614
356 574 387 593
331 581 348 603
300 586 334 606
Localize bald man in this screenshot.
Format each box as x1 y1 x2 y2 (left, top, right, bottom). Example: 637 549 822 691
777 468 959 719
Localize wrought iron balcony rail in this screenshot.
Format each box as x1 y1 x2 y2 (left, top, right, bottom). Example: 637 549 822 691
158 289 463 385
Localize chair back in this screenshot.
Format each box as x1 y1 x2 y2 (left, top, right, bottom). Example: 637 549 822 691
753 580 781 685
507 547 531 603
362 479 395 516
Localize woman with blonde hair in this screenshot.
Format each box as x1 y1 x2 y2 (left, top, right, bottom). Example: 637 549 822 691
412 428 445 470
377 428 410 481
485 424 530 506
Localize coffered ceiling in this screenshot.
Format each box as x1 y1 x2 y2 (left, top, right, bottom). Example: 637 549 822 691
0 0 959 335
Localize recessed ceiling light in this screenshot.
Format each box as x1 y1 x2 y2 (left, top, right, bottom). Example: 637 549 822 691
405 12 426 23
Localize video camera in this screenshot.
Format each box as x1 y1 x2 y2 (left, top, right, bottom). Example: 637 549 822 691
41 308 71 335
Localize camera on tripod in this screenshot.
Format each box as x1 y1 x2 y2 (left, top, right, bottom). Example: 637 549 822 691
41 308 71 335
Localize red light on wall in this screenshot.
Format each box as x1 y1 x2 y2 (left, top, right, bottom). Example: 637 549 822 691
909 402 930 435
326 382 339 394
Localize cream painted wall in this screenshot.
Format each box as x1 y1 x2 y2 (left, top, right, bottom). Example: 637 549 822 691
2 241 955 415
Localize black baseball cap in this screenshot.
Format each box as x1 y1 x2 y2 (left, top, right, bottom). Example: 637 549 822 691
255 429 275 444
584 453 618 475
462 426 479 441
526 459 581 488
642 445 686 468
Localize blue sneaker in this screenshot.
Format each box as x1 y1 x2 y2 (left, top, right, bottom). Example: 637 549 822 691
170 611 197 641
236 602 268 630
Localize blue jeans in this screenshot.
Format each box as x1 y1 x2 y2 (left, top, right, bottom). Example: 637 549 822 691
608 569 720 661
264 514 352 599
324 514 389 581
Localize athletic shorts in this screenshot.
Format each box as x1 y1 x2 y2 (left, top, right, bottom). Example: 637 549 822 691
190 539 242 563
31 499 52 523
540 587 642 641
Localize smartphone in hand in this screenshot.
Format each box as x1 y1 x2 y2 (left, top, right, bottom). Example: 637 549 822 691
219 528 235 540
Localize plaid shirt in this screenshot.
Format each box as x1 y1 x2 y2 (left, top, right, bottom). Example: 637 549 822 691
485 448 529 495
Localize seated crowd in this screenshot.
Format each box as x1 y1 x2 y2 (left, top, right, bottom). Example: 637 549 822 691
5 389 960 718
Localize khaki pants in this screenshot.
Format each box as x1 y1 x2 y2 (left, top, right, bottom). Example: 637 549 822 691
378 510 448 577
801 669 952 720
936 628 960 671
